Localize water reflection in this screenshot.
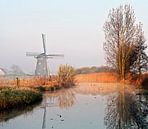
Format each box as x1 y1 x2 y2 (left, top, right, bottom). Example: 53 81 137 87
75 83 117 95
105 84 148 129
41 88 76 129
0 102 40 122
44 88 76 109
0 84 147 129
40 84 117 129
57 89 76 109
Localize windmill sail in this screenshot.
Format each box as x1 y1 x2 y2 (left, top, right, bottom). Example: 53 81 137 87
42 34 46 55
26 52 40 57
46 54 64 57
26 34 64 76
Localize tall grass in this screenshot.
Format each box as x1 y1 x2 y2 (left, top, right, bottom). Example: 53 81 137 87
0 88 42 110
0 76 58 88
58 64 76 88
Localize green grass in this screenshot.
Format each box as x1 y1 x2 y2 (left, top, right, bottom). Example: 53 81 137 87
0 87 42 110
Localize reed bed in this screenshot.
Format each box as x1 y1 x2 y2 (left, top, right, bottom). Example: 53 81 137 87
0 76 58 89
75 72 118 83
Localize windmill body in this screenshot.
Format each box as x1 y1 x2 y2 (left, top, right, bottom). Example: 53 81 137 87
35 55 48 76
26 34 64 76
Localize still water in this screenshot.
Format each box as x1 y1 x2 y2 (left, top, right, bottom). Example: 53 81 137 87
0 83 147 129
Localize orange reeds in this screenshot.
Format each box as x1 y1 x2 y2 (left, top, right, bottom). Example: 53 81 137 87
75 72 118 83
0 76 58 88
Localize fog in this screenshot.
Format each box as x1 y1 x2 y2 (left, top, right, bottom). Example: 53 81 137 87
0 0 147 74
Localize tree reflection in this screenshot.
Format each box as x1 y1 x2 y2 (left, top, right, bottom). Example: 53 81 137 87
104 84 148 129
44 88 76 109
57 88 76 109
41 88 76 129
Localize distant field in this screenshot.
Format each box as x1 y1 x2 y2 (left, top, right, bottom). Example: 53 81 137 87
75 72 118 83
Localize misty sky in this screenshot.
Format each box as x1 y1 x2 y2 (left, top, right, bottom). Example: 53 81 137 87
0 0 148 74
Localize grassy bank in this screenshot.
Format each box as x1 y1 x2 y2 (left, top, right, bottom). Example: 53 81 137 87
0 87 42 111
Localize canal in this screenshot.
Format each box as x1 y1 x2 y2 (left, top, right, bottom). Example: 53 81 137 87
0 83 147 129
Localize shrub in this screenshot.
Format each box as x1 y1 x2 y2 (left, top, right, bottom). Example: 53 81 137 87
57 64 76 88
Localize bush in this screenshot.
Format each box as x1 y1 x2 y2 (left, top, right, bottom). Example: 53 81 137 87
58 65 76 88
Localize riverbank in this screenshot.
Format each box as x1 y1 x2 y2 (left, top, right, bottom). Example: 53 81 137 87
0 87 42 111
75 72 148 89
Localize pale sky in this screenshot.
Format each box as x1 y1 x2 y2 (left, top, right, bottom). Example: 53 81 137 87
0 0 148 74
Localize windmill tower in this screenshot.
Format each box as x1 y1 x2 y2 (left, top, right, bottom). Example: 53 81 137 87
26 34 64 76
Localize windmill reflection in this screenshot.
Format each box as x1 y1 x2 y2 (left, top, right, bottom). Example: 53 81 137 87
41 88 76 129
105 84 148 129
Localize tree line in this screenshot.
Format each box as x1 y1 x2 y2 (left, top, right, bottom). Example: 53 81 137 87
75 66 115 74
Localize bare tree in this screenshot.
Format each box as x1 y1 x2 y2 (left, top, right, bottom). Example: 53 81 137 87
103 5 147 80
130 26 148 75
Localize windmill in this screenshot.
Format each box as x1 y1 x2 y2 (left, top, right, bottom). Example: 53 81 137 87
26 34 64 76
